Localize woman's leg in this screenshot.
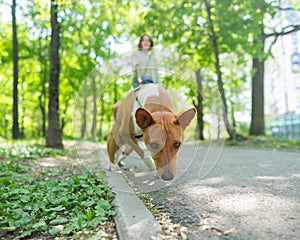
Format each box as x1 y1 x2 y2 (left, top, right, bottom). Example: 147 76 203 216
132 77 139 88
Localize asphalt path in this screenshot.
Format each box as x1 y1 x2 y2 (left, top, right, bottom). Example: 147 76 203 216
119 144 300 239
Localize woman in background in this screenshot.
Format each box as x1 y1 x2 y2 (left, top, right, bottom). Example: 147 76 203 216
132 34 159 88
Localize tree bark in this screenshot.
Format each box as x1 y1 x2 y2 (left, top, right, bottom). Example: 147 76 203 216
98 95 105 141
61 97 71 132
195 69 204 140
249 25 300 136
19 77 25 138
230 99 236 128
39 94 46 137
250 56 265 135
204 0 235 139
12 0 19 139
38 36 47 137
81 96 87 138
91 75 97 140
46 0 63 149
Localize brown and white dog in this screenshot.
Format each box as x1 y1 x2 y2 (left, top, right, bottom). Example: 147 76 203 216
107 84 196 181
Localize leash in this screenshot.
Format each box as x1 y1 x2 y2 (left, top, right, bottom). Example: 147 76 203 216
134 86 142 107
133 86 144 139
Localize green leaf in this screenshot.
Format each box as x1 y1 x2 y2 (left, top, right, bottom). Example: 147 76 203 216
49 216 69 225
12 209 23 219
46 205 65 212
19 213 32 225
0 178 11 186
0 226 17 231
20 195 31 203
71 216 83 229
81 199 95 207
32 200 45 211
32 220 46 229
24 204 32 211
95 208 105 217
19 230 32 238
63 225 75 235
89 217 104 228
96 200 111 211
78 217 83 229
86 208 95 221
49 226 61 236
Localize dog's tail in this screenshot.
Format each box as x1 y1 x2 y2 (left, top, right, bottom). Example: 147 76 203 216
112 101 121 120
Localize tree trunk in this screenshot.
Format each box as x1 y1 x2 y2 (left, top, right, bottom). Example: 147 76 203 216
195 69 204 140
98 95 105 141
61 97 70 132
38 36 47 137
91 75 97 140
250 56 265 135
46 0 63 149
81 96 87 138
38 94 46 136
12 0 19 139
19 77 25 138
248 25 300 136
38 67 47 137
230 99 236 128
204 0 235 139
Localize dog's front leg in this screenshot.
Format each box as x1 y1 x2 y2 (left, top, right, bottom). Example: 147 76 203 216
122 133 144 158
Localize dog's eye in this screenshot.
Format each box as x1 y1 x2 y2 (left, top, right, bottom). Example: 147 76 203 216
173 142 181 148
150 142 159 150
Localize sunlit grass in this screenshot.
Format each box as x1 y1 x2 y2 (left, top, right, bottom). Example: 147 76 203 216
0 139 77 161
226 135 300 151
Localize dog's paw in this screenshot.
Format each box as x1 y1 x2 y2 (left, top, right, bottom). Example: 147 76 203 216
118 160 125 167
109 164 121 172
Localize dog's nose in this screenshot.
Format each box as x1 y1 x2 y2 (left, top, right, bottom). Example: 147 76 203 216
161 171 174 181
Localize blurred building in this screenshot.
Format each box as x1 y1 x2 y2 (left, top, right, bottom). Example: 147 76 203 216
264 4 300 139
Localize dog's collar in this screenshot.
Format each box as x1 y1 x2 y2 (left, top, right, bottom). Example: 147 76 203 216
134 133 143 139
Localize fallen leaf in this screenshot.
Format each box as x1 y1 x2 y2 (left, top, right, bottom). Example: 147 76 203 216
224 228 238 235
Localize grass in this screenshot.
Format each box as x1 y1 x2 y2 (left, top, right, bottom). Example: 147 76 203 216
0 139 77 161
0 140 115 239
225 135 300 151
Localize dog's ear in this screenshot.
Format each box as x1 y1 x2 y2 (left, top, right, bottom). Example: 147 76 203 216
135 108 154 129
112 102 120 120
176 108 196 130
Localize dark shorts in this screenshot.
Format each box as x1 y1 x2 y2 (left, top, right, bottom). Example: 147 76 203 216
142 76 154 84
132 76 154 87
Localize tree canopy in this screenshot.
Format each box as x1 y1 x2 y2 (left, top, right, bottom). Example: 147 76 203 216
0 0 299 143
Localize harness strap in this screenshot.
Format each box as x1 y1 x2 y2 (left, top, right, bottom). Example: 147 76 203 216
133 86 143 138
134 86 142 107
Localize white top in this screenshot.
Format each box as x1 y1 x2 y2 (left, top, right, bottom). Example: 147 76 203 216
132 50 160 83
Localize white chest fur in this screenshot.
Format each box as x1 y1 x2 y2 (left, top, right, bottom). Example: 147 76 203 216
131 84 160 137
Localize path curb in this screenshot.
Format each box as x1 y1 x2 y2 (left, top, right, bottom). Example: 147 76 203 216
105 170 162 240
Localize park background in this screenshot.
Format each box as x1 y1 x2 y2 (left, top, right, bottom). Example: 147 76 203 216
1 0 300 146
1 1 300 239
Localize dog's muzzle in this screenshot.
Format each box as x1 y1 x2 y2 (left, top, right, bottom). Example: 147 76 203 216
161 171 174 181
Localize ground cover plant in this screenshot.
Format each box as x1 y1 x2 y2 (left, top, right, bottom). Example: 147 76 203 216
0 142 115 239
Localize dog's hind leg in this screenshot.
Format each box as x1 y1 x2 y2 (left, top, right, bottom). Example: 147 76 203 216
107 131 119 163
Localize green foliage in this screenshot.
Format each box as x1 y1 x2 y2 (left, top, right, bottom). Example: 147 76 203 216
0 141 76 161
226 135 300 150
0 161 115 239
0 0 298 141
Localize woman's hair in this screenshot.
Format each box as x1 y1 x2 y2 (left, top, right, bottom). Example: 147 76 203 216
138 34 154 51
